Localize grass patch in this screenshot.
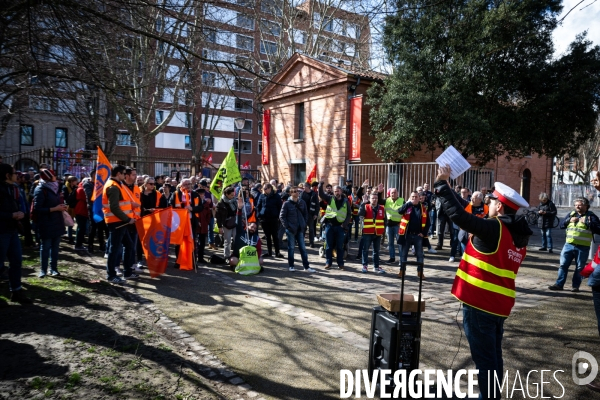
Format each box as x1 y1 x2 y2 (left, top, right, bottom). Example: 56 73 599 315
99 376 116 384
65 373 81 390
100 349 119 357
87 346 97 353
157 343 172 352
134 382 154 393
30 377 44 390
144 332 156 339
63 338 75 344
81 356 93 364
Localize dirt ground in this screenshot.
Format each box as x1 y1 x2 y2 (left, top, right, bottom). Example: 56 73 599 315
0 244 237 400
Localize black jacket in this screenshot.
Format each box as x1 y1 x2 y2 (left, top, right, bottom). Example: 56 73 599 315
279 198 308 235
435 179 532 252
301 190 319 217
256 191 282 220
397 201 430 236
0 182 20 233
537 200 557 229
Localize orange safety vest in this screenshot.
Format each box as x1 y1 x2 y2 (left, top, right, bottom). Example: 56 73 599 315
174 189 200 217
362 204 385 236
102 179 134 224
122 183 141 219
144 189 163 208
398 203 427 235
247 197 256 223
465 203 489 219
451 218 526 317
349 194 361 216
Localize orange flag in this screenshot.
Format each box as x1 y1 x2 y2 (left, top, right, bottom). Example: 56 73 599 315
171 208 194 271
306 164 317 183
135 208 172 278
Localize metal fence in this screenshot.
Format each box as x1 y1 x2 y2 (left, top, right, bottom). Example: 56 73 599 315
346 162 494 199
551 184 600 208
3 148 263 182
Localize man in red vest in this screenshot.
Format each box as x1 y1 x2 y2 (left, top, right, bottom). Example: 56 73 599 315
435 166 532 400
358 193 387 274
397 191 430 278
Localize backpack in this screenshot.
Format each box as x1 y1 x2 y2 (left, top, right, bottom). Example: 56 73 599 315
66 189 77 208
30 188 47 223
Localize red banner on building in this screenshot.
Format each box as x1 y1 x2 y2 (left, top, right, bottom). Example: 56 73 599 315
349 96 362 161
262 109 270 165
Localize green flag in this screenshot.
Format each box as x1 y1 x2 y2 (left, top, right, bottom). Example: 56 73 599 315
210 147 241 199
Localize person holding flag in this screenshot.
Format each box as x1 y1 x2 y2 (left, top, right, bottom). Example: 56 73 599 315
102 165 137 284
170 178 203 269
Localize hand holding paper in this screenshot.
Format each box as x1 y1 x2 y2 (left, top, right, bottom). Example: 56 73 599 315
435 146 470 179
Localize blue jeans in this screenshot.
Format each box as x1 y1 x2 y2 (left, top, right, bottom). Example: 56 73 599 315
386 225 400 259
400 234 423 271
540 228 553 249
555 243 589 289
286 229 310 269
208 216 215 244
450 227 462 258
0 232 23 291
106 222 134 279
463 305 505 399
592 287 600 336
325 224 345 267
40 235 61 274
362 234 381 269
429 209 437 236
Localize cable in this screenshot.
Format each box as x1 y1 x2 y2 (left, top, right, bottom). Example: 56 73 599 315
449 302 463 370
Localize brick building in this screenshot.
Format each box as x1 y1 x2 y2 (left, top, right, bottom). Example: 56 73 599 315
259 53 553 204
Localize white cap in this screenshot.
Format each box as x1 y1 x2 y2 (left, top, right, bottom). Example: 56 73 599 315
490 182 529 210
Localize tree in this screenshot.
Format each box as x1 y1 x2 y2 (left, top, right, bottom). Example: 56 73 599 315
568 119 600 184
367 0 600 164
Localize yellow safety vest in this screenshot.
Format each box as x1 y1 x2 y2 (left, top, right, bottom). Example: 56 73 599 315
235 246 261 275
566 211 594 247
385 197 405 222
324 197 348 223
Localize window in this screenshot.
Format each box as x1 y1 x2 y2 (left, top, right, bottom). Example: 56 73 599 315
235 77 253 91
296 103 305 139
237 14 254 29
156 110 164 124
20 125 33 146
261 60 275 73
202 71 217 87
237 0 254 6
236 35 254 51
234 98 253 112
204 28 217 43
55 128 67 148
233 139 252 154
260 40 277 55
260 19 280 36
241 120 252 134
57 99 76 113
186 113 192 128
293 163 306 184
185 135 191 149
261 0 282 16
323 17 334 32
258 141 262 154
202 136 214 150
128 112 136 123
30 96 52 111
116 131 132 146
234 55 250 71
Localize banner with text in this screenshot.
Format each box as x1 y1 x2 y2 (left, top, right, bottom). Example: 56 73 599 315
349 96 362 161
262 109 270 165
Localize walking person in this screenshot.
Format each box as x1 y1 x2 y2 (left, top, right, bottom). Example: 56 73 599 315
548 197 600 292
359 193 386 274
217 186 238 261
102 165 137 283
280 186 314 272
537 192 557 253
256 182 283 257
318 183 351 270
397 191 430 279
300 182 319 248
0 163 32 303
436 166 532 399
34 169 67 278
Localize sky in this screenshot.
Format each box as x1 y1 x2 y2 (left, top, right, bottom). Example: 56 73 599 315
552 0 600 57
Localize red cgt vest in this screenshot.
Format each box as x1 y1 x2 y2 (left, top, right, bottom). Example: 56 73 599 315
362 204 385 236
398 203 427 235
451 218 526 317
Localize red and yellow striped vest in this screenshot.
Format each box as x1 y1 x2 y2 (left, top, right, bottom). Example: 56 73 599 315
398 203 427 235
362 204 385 236
451 218 526 317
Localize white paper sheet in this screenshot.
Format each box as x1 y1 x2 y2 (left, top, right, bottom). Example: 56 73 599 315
435 145 471 180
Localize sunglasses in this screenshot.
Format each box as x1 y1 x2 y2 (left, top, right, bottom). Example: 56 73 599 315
147 182 155 185
290 190 298 193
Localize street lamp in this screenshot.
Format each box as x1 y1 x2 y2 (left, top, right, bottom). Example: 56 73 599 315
234 117 246 170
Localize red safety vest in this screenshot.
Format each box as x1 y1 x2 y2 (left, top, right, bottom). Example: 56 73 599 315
362 204 385 236
398 203 427 235
451 218 526 317
349 194 361 216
